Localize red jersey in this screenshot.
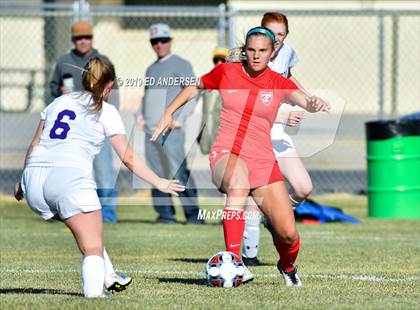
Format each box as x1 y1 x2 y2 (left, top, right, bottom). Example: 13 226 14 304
201 62 298 164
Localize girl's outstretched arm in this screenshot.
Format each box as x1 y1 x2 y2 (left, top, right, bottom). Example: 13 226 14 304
110 134 185 196
151 83 202 141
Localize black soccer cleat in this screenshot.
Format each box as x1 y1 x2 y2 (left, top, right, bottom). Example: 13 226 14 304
277 261 302 286
242 256 261 266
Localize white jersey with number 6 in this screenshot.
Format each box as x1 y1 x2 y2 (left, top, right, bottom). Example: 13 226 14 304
27 92 126 170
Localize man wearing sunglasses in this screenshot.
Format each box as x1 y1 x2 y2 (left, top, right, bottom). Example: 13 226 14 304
48 21 120 225
136 23 202 224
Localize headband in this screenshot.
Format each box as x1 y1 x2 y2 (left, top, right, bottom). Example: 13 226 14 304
246 27 276 45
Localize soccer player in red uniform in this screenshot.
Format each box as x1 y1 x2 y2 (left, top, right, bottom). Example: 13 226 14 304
151 27 330 286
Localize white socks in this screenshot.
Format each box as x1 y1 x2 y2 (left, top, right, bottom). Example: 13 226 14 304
103 248 115 275
242 213 260 259
82 255 105 297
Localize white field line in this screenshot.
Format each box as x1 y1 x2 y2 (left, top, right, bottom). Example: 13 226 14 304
1 268 419 283
0 230 416 242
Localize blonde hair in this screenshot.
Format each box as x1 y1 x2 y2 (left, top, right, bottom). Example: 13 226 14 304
82 57 115 112
226 46 245 63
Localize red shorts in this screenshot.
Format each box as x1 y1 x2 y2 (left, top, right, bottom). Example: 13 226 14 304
209 149 284 190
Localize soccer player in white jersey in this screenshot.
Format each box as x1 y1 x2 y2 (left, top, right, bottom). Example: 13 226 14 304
242 12 314 266
14 58 185 297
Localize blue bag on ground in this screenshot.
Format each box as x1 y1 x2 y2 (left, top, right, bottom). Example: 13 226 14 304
295 199 362 223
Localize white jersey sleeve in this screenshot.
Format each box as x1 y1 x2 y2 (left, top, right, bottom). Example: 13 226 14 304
40 103 51 120
100 102 126 136
40 107 47 120
289 47 298 69
268 42 298 78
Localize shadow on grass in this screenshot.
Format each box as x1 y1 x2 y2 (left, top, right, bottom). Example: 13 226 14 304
0 288 82 297
170 258 208 264
241 261 272 266
169 257 271 266
117 219 221 226
116 219 157 224
158 277 208 286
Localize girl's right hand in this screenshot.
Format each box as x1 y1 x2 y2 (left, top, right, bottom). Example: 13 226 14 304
155 178 185 196
14 182 24 201
150 112 173 141
286 111 305 127
305 96 331 113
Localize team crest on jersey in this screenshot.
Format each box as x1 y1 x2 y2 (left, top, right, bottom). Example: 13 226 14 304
260 91 273 106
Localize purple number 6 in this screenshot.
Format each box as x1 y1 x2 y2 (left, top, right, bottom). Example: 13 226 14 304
49 109 76 140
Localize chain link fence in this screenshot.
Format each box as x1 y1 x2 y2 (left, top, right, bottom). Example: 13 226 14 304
1 2 419 196
231 7 420 194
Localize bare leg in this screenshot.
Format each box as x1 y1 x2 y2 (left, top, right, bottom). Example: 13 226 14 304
53 213 115 277
212 154 250 209
64 210 104 257
252 182 300 272
64 210 105 297
212 154 249 256
278 150 312 203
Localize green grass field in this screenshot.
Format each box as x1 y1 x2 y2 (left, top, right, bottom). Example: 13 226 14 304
0 194 419 309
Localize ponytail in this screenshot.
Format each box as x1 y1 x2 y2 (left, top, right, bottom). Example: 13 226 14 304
226 46 245 63
82 57 115 112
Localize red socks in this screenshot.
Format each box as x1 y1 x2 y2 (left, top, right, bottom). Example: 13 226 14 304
222 206 300 272
223 208 245 256
274 235 300 273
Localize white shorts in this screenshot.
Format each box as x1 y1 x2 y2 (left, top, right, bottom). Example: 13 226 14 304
271 124 296 157
21 166 100 220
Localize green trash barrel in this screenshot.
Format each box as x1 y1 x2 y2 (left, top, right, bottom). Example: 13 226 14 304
365 119 420 219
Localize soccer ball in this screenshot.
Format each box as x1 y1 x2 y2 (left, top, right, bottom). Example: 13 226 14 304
206 251 245 288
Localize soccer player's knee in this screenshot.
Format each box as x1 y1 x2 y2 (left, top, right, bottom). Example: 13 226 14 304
228 175 249 191
224 175 249 193
225 188 249 200
294 181 313 199
277 230 299 246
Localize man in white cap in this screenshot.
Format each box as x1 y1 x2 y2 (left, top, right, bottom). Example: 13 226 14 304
136 23 202 224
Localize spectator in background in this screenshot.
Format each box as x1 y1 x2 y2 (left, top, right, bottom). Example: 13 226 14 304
135 23 202 224
198 47 229 155
48 21 120 224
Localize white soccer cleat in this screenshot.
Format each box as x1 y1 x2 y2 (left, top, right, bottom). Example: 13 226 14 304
277 261 302 286
242 265 255 284
104 273 132 292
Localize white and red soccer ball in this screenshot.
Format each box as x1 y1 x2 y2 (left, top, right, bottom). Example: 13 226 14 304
206 251 245 288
